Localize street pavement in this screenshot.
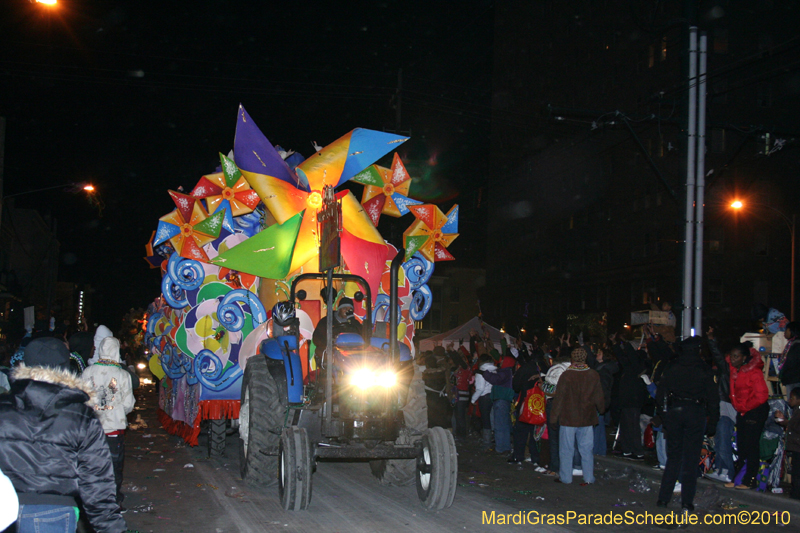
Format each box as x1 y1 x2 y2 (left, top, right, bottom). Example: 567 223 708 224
120 382 797 532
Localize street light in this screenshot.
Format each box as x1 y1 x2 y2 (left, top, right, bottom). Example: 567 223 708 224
3 182 96 201
730 199 796 320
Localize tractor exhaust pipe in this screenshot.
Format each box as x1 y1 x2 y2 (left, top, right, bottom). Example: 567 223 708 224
389 250 404 362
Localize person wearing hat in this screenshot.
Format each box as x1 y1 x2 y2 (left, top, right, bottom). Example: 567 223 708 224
311 296 362 357
655 336 719 512
549 346 605 484
0 336 126 533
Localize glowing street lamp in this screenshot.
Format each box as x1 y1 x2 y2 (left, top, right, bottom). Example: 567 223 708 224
34 0 58 5
730 199 796 320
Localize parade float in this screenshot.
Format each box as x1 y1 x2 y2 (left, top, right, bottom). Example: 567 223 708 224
144 105 458 450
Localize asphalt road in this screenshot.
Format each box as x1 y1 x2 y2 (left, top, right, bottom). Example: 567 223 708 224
122 383 566 533
121 382 794 533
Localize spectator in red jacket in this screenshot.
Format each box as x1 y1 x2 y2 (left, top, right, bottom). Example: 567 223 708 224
726 342 769 490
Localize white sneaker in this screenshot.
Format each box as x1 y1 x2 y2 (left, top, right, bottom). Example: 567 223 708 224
524 457 532 463
673 482 682 493
535 466 547 473
705 470 731 483
573 469 583 476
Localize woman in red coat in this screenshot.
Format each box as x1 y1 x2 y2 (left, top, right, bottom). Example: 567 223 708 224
726 342 769 490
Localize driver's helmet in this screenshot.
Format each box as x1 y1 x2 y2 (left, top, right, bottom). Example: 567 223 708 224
271 300 296 327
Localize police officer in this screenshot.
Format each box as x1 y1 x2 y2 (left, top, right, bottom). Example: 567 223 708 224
655 336 719 514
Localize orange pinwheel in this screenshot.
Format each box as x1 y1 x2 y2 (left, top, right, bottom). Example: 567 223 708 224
153 191 226 262
403 204 459 262
190 153 261 217
351 153 422 226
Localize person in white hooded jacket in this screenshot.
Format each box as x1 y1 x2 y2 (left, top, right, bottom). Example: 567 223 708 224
82 336 135 507
471 354 496 451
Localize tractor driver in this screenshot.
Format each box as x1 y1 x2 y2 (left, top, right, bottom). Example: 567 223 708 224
312 297 362 358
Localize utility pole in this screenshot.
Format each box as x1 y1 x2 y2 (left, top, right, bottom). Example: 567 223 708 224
693 32 708 335
681 27 698 339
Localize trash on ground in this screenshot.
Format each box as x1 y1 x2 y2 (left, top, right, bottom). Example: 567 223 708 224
628 472 651 493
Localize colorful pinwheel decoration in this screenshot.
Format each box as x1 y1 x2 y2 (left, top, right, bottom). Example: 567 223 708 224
351 152 422 226
403 204 459 262
153 191 226 262
190 153 261 217
227 105 408 275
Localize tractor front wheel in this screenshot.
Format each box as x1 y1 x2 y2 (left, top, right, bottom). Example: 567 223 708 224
416 427 457 510
278 426 313 511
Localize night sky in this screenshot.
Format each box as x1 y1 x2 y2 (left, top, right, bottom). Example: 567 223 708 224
0 0 493 323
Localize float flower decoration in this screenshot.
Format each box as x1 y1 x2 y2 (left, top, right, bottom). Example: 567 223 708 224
402 204 459 262
153 191 226 262
351 152 422 226
231 105 408 275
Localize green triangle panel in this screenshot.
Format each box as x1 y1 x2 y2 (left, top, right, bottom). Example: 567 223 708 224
404 234 428 261
195 208 226 238
350 166 384 187
210 212 303 279
220 153 242 188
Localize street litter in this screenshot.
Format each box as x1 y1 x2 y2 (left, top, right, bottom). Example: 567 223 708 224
628 472 651 493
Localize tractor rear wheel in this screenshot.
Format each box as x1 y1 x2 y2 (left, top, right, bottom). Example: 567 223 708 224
239 356 286 488
416 427 457 510
208 419 226 457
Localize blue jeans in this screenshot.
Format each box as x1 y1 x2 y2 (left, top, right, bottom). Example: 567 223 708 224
559 425 594 484
492 399 512 453
593 411 608 455
17 504 77 533
656 429 667 467
546 398 559 472
715 416 735 475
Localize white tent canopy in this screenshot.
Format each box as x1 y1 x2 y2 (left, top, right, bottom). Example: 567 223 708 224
419 316 527 353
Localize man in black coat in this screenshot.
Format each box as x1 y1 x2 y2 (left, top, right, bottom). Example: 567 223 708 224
656 336 719 514
0 337 126 533
612 333 648 460
780 321 800 401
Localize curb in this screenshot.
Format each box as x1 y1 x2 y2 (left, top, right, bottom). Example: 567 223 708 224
594 454 800 513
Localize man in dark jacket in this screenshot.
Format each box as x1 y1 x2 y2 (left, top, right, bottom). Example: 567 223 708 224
655 336 719 513
780 321 800 401
612 333 649 460
0 337 126 533
550 347 605 484
312 297 362 357
775 387 800 499
481 356 515 454
706 326 735 482
593 347 618 456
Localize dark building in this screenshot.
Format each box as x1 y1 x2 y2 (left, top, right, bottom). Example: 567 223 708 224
486 1 800 342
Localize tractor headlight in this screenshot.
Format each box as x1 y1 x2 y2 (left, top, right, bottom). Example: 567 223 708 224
351 368 375 390
377 371 397 388
350 368 397 389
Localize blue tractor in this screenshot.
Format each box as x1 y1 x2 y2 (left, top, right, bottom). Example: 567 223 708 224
238 252 457 510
